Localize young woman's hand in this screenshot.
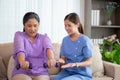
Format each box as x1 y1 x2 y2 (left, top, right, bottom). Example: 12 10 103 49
58 58 65 64
61 63 76 69
47 58 56 68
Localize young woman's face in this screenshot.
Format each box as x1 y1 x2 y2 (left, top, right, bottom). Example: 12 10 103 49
64 20 78 35
24 18 39 38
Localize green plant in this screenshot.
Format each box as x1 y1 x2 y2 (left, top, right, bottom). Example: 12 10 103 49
99 35 120 64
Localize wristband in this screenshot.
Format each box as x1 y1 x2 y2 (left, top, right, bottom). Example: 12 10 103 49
75 62 79 67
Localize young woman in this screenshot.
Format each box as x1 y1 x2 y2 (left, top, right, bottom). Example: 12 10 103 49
12 12 56 80
53 13 93 80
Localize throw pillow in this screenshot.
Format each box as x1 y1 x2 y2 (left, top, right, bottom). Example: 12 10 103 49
7 56 14 80
92 43 104 77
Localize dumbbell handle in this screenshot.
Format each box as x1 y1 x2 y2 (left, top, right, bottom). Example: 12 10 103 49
43 62 60 68
16 63 32 70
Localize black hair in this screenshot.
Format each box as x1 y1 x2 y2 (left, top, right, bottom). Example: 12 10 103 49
23 12 40 32
64 13 84 34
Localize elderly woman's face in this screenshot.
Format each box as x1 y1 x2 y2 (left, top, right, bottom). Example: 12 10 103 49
24 18 39 38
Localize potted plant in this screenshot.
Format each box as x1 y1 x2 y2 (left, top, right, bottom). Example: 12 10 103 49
99 34 120 64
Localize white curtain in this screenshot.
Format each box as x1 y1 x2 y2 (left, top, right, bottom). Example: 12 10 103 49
0 0 84 43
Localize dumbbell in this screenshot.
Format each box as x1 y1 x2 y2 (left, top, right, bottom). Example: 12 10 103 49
16 63 32 70
43 62 60 68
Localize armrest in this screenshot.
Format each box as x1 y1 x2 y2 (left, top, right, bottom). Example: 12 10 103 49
103 61 120 80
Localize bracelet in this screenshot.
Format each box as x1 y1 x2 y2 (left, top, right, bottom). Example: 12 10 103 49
75 62 79 67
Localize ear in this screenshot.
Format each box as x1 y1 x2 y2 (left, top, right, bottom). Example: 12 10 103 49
76 23 80 28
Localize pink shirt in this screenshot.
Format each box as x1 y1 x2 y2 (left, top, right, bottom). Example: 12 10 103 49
12 31 54 76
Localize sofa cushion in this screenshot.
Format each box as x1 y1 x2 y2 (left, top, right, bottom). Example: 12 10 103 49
7 56 14 80
93 76 113 80
92 44 104 77
0 56 7 80
48 43 61 75
52 43 61 60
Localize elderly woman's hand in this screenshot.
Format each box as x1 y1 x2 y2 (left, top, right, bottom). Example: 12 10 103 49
19 60 30 70
47 58 56 68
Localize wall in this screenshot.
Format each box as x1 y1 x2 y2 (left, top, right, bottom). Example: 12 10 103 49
0 0 84 43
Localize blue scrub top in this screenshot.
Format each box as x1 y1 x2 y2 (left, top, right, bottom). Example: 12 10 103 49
60 34 93 78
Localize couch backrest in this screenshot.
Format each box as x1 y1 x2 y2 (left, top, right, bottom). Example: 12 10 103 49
0 43 13 68
0 42 104 78
0 43 61 69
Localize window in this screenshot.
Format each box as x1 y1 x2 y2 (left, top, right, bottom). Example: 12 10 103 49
0 0 84 43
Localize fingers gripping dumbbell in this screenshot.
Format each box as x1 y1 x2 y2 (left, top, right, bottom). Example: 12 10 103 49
16 63 32 70
43 62 60 68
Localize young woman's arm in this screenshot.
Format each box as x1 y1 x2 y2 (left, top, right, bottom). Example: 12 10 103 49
58 56 66 64
61 57 92 68
76 57 92 67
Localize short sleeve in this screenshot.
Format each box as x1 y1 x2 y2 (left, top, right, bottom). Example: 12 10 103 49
83 39 93 58
13 31 25 58
60 38 65 56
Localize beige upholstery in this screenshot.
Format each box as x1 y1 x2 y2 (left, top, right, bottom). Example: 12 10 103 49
7 56 14 80
0 56 7 80
0 43 13 68
0 42 120 80
92 44 104 77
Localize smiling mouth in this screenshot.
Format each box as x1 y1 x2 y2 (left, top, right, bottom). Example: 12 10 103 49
30 32 35 34
67 31 71 33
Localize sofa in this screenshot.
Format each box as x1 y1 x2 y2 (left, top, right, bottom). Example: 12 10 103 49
0 42 120 80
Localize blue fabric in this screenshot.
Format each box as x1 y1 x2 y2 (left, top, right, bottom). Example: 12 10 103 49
52 70 91 80
53 34 92 80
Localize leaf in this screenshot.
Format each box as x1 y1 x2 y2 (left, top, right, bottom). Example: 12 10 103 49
104 52 111 59
111 49 120 64
99 38 120 65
